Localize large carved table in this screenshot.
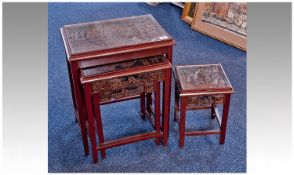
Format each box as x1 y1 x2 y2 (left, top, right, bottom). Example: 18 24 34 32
60 14 175 156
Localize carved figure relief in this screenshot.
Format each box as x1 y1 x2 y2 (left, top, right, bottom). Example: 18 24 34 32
202 2 247 36
63 15 171 55
83 55 165 76
177 64 231 91
187 94 224 108
91 71 162 102
81 55 167 102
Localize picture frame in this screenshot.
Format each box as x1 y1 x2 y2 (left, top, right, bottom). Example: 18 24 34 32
191 3 247 51
181 2 197 24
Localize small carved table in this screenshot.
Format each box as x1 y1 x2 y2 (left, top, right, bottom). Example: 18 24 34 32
60 14 175 156
80 56 171 163
173 64 234 147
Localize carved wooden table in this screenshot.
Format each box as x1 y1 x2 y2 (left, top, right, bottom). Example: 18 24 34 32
80 56 171 163
60 14 175 156
173 64 234 147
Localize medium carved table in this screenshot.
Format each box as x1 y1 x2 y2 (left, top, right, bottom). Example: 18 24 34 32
80 55 171 163
60 14 175 156
173 64 234 147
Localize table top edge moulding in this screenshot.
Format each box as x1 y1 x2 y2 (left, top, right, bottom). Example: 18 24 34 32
174 64 234 94
60 14 175 61
80 56 172 84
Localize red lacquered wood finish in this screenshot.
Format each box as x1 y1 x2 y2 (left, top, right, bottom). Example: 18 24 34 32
179 96 187 148
80 56 170 163
173 64 234 147
69 61 89 156
154 81 161 145
83 83 98 163
92 94 106 159
140 92 146 120
60 14 175 158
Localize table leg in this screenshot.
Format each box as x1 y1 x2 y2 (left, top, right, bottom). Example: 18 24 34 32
93 94 106 159
66 59 78 123
220 94 231 144
179 96 187 148
146 93 152 115
70 62 89 156
83 84 98 163
162 46 173 146
166 46 173 63
154 82 161 144
162 69 171 146
174 84 180 122
140 93 146 120
211 102 216 119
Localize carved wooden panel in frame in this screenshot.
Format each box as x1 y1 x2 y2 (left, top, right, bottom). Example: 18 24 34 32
191 2 247 51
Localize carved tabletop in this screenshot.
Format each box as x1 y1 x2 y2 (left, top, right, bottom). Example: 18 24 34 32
61 14 173 57
82 55 167 77
174 64 234 94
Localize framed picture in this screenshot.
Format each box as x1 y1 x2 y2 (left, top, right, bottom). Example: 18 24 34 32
191 3 247 51
181 2 197 24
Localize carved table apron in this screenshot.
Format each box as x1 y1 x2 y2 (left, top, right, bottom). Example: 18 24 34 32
60 14 176 156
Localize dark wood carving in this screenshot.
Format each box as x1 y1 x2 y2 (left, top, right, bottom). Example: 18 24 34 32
91 71 163 102
175 64 233 92
63 14 172 55
81 56 167 102
83 55 165 76
187 94 224 108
